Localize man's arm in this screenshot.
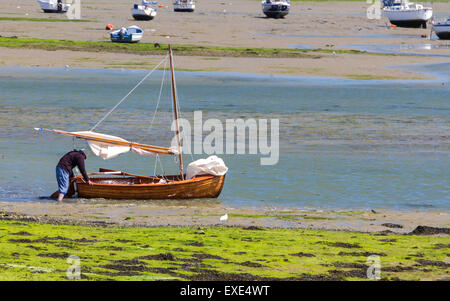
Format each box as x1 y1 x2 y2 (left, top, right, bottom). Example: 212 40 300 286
75 154 90 183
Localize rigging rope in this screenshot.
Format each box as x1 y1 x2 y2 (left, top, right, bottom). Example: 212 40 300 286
148 58 168 133
90 55 169 132
153 154 159 176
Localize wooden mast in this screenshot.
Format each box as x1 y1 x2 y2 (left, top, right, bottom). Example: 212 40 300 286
168 45 185 180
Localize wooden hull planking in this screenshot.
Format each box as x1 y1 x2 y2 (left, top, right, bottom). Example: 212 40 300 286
75 174 225 199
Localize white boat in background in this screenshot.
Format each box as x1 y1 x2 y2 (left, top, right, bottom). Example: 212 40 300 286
433 18 450 40
382 0 432 28
174 0 195 12
262 0 290 19
110 26 143 43
132 1 158 20
37 0 70 13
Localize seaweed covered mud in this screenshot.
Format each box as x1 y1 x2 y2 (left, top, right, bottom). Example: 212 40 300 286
0 203 448 281
0 219 448 281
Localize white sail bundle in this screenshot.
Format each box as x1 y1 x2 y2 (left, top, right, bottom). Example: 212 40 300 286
186 156 228 179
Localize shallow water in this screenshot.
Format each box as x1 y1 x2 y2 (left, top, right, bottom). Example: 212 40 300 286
344 43 450 58
0 66 449 211
253 32 422 39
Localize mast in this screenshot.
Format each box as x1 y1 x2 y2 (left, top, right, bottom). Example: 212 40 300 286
168 45 185 180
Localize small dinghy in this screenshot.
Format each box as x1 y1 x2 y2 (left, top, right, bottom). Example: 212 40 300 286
433 18 450 40
382 0 433 28
173 0 195 12
132 1 158 20
110 26 143 43
37 0 70 13
262 0 290 19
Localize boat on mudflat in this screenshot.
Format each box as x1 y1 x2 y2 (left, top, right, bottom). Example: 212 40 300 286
36 46 228 200
173 0 195 12
433 18 450 40
382 0 432 28
262 0 290 19
110 26 143 43
132 1 158 20
37 0 69 13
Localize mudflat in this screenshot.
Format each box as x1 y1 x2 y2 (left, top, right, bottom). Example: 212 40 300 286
1 201 449 234
0 0 449 79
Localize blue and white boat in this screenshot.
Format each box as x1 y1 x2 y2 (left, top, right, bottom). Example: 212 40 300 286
262 0 290 19
37 0 70 13
433 18 450 40
132 1 158 20
110 26 143 43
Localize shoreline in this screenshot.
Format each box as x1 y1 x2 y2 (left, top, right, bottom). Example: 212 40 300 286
1 60 449 82
1 201 448 234
1 53 449 82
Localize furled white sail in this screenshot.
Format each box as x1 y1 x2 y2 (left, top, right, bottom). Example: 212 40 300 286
186 156 228 179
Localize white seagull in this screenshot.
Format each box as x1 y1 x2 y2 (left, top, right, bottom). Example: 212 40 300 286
219 213 228 222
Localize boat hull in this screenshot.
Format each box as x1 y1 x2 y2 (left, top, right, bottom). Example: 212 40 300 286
110 37 142 43
435 32 450 40
132 14 155 20
174 8 194 12
42 9 67 13
76 174 226 199
110 33 143 43
262 1 290 19
390 19 428 28
383 8 432 28
434 25 450 40
263 11 289 18
173 2 195 12
131 6 157 20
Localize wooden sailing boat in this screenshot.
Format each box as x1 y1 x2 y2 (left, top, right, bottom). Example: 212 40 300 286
38 46 227 200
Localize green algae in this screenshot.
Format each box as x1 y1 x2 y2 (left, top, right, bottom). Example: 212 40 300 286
0 37 375 59
0 220 448 281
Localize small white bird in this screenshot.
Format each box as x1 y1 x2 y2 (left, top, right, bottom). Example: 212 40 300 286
219 213 228 222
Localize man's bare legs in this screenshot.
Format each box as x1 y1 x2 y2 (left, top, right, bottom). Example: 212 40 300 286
57 193 64 202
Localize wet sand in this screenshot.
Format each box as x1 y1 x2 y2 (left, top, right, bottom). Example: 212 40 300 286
1 201 449 234
0 0 449 79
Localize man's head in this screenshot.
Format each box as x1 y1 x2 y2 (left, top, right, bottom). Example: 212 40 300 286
79 149 88 159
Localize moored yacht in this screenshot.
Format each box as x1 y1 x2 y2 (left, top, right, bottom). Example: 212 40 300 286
382 0 433 28
174 0 195 12
262 0 290 19
132 1 158 20
37 0 70 13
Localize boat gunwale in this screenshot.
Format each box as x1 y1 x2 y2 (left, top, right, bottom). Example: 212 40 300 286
75 174 224 187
